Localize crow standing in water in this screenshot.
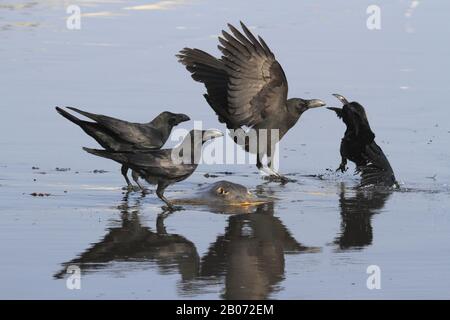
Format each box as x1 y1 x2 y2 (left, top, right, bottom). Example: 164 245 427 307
327 94 398 188
56 107 190 190
177 22 325 182
83 129 223 210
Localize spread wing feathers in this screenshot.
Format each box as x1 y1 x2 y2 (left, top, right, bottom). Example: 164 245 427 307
218 22 289 127
176 48 232 127
359 143 397 187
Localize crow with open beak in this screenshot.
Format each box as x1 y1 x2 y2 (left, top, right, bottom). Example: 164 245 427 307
328 94 398 188
177 21 325 183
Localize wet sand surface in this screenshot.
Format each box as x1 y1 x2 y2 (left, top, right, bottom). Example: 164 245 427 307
1 0 450 299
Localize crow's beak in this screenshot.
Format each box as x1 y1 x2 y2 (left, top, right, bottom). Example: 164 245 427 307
327 107 342 112
306 99 326 109
202 129 223 141
332 93 349 105
175 114 191 124
326 107 344 119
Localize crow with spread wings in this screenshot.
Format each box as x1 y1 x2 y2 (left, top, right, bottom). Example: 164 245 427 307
177 22 325 182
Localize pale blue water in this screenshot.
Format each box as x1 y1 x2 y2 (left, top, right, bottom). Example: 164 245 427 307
0 0 450 299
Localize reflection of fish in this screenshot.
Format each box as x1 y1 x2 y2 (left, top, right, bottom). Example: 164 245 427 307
198 203 320 299
54 193 199 280
333 183 392 251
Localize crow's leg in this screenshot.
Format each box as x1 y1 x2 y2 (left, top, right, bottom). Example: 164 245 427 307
266 141 293 183
256 153 265 171
267 159 290 183
257 153 275 176
258 153 292 184
131 170 147 192
156 182 182 211
121 165 134 190
336 157 348 173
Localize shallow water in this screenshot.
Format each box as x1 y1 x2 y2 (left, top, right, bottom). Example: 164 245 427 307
1 0 450 299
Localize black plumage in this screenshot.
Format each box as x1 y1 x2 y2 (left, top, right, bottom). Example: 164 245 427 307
56 106 190 189
83 129 223 209
177 21 325 181
328 94 398 188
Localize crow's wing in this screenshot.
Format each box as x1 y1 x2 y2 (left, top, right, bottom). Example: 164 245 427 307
177 48 232 126
68 107 164 148
83 148 196 180
57 107 138 151
360 142 397 187
218 22 288 127
67 107 130 128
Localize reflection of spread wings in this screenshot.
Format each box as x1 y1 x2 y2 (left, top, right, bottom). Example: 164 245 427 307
198 209 320 299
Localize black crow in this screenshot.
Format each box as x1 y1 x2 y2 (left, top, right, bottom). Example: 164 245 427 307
177 22 325 182
83 129 223 210
327 94 398 188
55 106 190 189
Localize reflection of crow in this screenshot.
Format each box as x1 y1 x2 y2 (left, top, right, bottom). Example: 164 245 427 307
54 193 199 280
199 203 320 300
334 183 392 251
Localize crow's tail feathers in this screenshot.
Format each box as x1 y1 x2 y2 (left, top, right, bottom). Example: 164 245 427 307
82 147 127 164
66 107 100 122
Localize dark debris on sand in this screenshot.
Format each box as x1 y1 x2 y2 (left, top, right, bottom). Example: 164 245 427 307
92 169 108 174
30 192 51 197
